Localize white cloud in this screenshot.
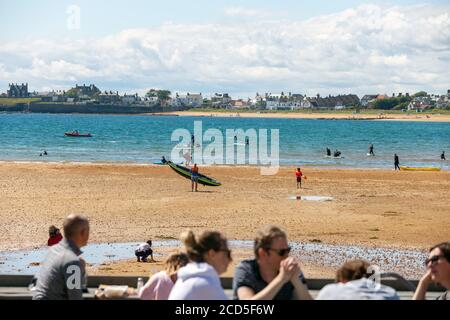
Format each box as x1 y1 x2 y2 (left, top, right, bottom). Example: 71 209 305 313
224 6 287 19
0 4 449 97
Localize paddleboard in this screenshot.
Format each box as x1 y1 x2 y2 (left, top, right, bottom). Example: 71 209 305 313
400 166 441 172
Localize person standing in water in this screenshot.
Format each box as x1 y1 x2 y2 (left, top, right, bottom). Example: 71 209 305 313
191 163 199 192
296 168 303 189
394 154 400 170
326 148 331 157
441 151 446 160
369 144 374 156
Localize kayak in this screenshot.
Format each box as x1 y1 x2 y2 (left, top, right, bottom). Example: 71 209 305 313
400 166 441 172
65 132 92 137
166 161 221 186
153 161 182 165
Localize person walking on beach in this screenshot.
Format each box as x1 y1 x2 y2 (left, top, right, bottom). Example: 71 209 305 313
47 225 63 246
135 240 155 262
413 242 450 300
233 225 312 300
369 144 374 156
296 168 303 189
441 151 446 161
191 163 199 192
33 214 90 300
394 154 400 171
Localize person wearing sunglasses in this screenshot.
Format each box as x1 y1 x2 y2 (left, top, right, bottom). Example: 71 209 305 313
413 242 450 300
233 225 312 300
168 230 232 300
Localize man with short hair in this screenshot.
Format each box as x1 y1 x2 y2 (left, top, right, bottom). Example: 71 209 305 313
413 242 450 300
232 225 312 300
33 214 90 300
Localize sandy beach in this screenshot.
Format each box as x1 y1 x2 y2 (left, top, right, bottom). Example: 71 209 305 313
167 111 450 122
0 162 448 277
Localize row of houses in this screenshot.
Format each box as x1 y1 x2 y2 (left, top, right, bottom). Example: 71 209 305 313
3 83 450 110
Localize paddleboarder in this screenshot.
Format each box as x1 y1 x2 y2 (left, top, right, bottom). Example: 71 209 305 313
334 149 341 158
394 154 400 170
369 144 374 156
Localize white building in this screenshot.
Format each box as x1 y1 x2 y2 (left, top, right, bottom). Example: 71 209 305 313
122 93 140 104
174 93 203 107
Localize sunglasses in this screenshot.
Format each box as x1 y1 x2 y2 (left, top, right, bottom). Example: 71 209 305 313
218 248 232 260
268 247 291 257
425 254 444 266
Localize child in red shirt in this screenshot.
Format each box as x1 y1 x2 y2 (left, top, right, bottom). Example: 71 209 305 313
296 168 303 189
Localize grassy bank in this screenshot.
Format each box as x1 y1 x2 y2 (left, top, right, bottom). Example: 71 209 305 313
0 97 41 106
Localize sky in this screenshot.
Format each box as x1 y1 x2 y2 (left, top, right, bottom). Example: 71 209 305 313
1 0 449 98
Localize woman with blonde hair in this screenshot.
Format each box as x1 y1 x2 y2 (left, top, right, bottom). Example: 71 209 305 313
138 252 189 300
168 230 232 300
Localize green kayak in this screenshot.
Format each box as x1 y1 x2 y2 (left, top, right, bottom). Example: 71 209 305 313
166 161 221 187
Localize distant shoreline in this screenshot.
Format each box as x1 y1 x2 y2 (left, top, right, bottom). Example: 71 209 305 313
167 110 450 122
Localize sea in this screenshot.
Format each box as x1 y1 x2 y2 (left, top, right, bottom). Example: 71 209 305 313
0 113 449 169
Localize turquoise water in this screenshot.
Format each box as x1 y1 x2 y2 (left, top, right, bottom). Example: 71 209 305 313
0 113 449 169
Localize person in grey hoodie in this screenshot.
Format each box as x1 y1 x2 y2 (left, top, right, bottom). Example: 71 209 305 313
168 230 231 300
316 260 399 300
32 214 90 300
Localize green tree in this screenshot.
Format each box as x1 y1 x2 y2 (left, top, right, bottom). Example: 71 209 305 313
413 91 428 98
157 90 171 102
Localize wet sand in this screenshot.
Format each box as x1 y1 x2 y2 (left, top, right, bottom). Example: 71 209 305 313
168 111 450 122
0 162 449 276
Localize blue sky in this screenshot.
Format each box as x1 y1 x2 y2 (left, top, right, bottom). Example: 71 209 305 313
0 1 449 97
1 0 448 41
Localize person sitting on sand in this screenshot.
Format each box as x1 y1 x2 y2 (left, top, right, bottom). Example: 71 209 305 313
441 151 446 161
296 168 303 189
161 156 167 164
316 260 399 300
48 225 63 246
191 163 199 192
139 252 189 300
413 242 450 300
168 230 231 300
135 240 155 263
233 225 312 300
33 214 90 300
